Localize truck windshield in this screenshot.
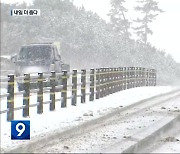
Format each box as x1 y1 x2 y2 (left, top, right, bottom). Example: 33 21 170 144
18 45 51 61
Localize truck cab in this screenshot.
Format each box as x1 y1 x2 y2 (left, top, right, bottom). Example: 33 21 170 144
12 42 70 90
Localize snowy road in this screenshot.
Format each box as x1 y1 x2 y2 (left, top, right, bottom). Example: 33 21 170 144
140 118 180 153
8 88 180 153
150 131 180 153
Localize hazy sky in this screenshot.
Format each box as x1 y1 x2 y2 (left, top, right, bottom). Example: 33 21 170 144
2 0 180 63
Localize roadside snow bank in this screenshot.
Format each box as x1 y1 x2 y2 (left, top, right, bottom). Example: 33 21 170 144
0 86 176 151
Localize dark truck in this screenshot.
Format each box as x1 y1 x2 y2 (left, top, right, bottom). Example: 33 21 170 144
12 42 70 91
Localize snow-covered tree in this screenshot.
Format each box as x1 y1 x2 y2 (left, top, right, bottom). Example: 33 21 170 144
133 0 164 44
108 0 130 39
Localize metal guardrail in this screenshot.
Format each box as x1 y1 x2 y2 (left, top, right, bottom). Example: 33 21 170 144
0 67 156 121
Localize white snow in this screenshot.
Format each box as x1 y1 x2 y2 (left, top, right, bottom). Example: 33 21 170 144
0 86 176 151
152 134 180 153
0 55 11 60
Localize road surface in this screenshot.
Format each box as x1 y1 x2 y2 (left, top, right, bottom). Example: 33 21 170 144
8 89 180 153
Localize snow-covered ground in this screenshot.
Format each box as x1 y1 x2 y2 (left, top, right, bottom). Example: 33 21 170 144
0 86 177 152
152 134 180 153
32 91 180 153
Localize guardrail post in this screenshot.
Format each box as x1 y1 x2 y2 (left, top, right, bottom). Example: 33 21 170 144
146 68 149 86
23 74 30 117
114 68 117 92
154 69 157 86
114 67 117 93
139 67 141 87
127 67 130 89
7 74 14 121
128 67 131 89
152 69 155 86
72 70 77 105
136 67 141 87
37 73 43 114
89 69 95 101
103 68 106 96
50 72 56 111
130 67 133 89
123 67 126 90
142 68 145 87
112 68 115 93
61 71 67 107
131 67 134 88
109 68 112 94
152 69 154 86
112 68 114 93
149 69 151 86
149 69 152 86
101 68 106 97
119 67 123 91
131 67 133 88
121 67 124 90
145 68 147 86
135 67 138 87
114 67 116 93
111 68 114 94
116 67 118 91
114 67 116 92
117 67 120 92
133 67 135 88
81 69 86 103
99 68 103 98
100 68 102 98
107 68 110 95
116 68 119 92
105 68 108 96
118 67 121 91
96 68 100 99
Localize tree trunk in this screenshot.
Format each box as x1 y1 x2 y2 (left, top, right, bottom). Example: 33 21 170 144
144 13 148 45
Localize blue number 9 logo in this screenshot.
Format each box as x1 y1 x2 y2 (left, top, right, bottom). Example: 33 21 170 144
11 120 30 140
16 123 25 136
